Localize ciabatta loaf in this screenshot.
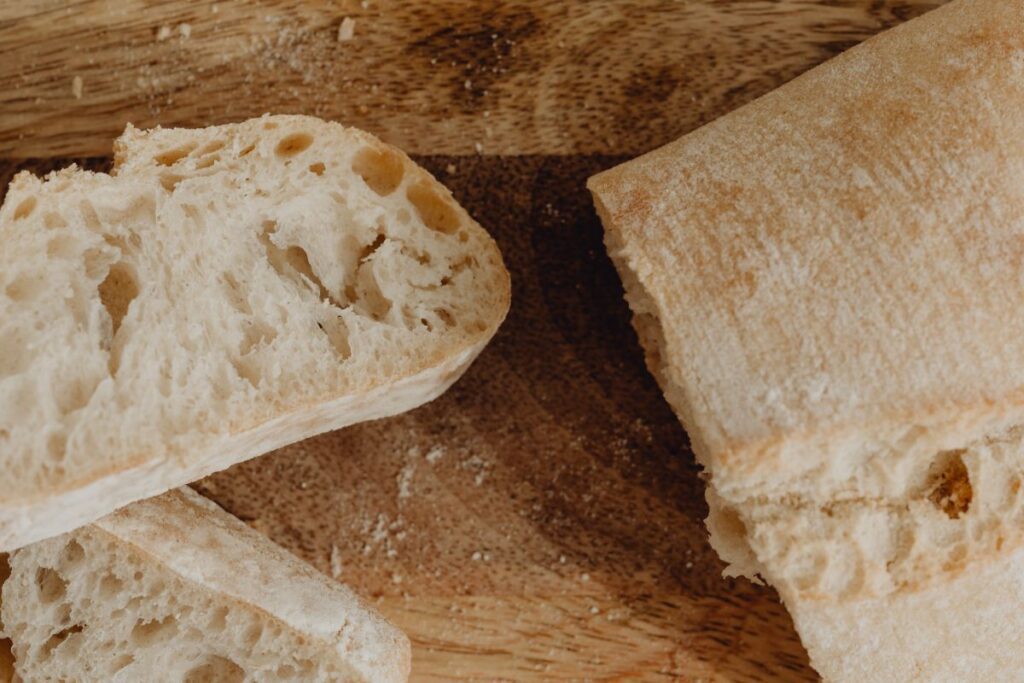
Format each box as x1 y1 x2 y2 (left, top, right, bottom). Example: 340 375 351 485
589 0 1024 679
0 488 410 682
0 115 510 551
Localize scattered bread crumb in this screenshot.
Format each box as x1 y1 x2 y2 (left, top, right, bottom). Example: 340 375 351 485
589 606 600 615
425 446 445 464
330 545 344 578
471 551 482 561
178 23 192 39
155 25 173 41
445 163 457 175
581 573 591 582
397 463 415 500
71 76 83 99
474 142 483 154
338 17 356 42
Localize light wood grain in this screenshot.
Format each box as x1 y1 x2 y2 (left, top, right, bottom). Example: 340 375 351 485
0 0 942 158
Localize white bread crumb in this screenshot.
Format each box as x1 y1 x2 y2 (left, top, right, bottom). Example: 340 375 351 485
330 544 344 578
396 464 414 500
338 17 356 42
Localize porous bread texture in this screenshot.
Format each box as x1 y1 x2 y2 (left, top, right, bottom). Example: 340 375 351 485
0 488 410 682
0 115 510 551
589 0 1024 608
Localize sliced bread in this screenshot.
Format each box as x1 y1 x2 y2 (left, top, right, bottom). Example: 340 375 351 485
0 115 510 551
588 0 1024 678
0 487 410 682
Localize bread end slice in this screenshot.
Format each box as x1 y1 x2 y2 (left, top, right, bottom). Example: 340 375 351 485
0 488 410 682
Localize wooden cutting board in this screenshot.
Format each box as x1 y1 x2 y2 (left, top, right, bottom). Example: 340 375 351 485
0 1 946 680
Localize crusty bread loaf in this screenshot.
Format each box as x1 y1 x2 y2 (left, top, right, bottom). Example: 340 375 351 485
589 0 1024 679
0 487 410 682
0 115 510 552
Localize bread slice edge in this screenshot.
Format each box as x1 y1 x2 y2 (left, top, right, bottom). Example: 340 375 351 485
0 342 481 552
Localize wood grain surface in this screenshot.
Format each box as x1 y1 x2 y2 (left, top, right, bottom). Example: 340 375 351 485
0 1 951 679
0 0 942 158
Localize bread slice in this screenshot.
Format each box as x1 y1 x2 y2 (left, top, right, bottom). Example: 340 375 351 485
589 0 1024 678
0 115 510 551
0 487 410 682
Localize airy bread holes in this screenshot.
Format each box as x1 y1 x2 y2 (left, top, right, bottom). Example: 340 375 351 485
359 233 386 263
221 273 253 316
13 196 37 220
352 146 404 195
208 606 228 632
5 274 45 302
35 567 67 603
44 211 67 229
130 615 178 646
154 144 197 166
79 200 102 232
319 315 351 359
435 308 455 327
60 540 85 568
197 140 226 156
98 574 123 600
159 173 184 192
46 235 79 259
184 656 245 683
40 624 83 659
275 133 313 158
242 621 262 648
258 222 342 309
194 155 219 170
109 654 134 673
98 263 139 339
46 432 67 464
407 181 460 234
99 262 140 375
926 449 973 519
